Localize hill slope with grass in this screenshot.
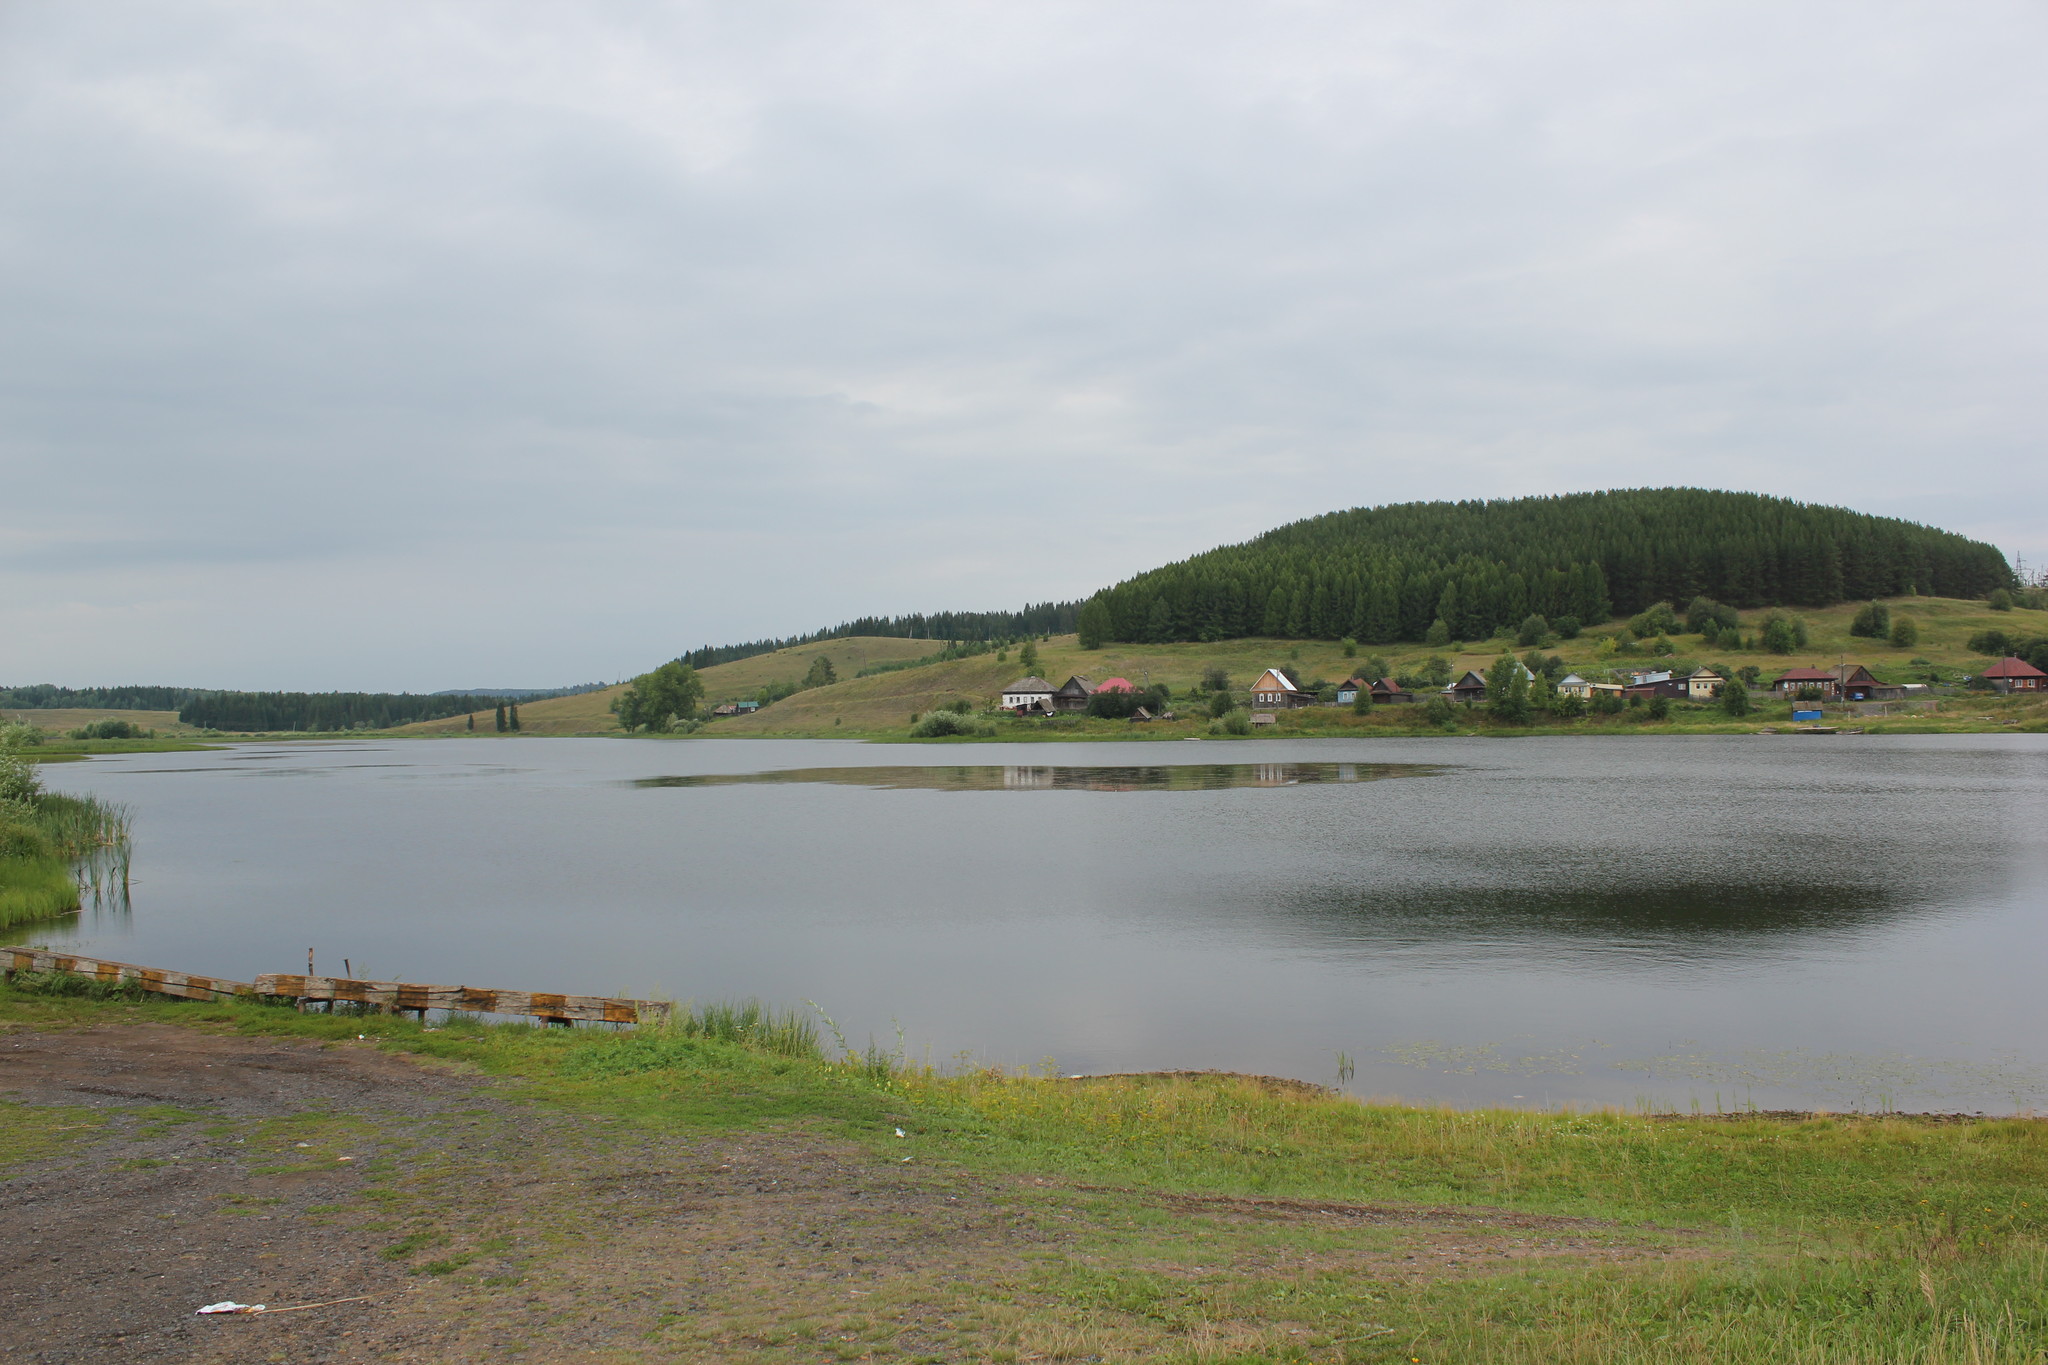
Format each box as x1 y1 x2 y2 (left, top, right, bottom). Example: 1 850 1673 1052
398 637 944 736
717 593 2048 736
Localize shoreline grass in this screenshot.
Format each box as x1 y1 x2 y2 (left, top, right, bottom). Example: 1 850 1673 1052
4 983 2045 1360
0 789 133 931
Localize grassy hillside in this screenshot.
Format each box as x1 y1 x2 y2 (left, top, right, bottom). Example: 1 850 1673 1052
719 594 2048 736
397 637 944 736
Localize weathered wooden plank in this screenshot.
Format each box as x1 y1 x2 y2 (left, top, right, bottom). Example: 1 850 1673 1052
1 949 663 1025
1 947 253 1002
250 973 665 1024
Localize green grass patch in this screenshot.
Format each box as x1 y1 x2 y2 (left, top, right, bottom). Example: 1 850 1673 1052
0 856 79 928
0 1100 105 1168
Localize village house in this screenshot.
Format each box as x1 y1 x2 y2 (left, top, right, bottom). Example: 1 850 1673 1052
1444 671 1488 705
1049 675 1098 712
1556 673 1592 699
1770 666 1841 699
1622 674 1689 701
1834 664 1908 702
1368 677 1415 704
1685 668 1725 701
1983 656 2048 692
1337 676 1414 705
1000 676 1054 711
1250 668 1315 709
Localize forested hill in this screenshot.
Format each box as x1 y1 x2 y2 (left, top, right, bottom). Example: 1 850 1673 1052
1082 489 2013 646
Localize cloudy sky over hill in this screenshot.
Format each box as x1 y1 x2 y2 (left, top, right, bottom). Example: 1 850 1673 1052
4 1 2043 689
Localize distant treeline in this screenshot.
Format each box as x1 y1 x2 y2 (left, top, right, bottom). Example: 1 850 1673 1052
1081 489 2014 647
428 683 611 699
0 684 215 711
679 601 1079 672
179 692 509 732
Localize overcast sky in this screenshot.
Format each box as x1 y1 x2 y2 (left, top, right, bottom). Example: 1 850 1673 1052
3 2 2043 690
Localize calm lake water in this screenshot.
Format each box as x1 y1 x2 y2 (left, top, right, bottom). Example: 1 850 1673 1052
31 734 2048 1113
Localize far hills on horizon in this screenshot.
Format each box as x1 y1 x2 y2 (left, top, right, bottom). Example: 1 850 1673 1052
2 488 2026 730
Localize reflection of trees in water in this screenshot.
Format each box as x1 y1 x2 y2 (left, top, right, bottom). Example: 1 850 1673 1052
636 763 1443 793
1269 871 1990 957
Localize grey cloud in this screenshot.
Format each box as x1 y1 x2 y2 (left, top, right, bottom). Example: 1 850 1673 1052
2 0 2044 687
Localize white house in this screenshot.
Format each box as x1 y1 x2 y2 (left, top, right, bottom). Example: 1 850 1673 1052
1557 673 1592 699
1001 676 1055 711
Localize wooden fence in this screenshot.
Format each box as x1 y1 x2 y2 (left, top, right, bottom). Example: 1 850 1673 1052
1 947 669 1026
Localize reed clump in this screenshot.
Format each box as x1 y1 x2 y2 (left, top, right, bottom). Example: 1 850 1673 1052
589 998 824 1064
0 734 133 930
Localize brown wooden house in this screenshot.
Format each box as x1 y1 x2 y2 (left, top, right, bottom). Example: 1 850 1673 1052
1368 677 1415 704
1050 676 1097 712
1445 671 1488 705
1250 668 1315 708
1835 664 1897 701
1770 666 1841 698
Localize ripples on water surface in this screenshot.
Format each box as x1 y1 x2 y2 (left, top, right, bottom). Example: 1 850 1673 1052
32 735 2048 1112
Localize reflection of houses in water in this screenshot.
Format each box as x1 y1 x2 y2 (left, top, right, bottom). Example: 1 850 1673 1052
1252 764 1297 786
1003 766 1055 789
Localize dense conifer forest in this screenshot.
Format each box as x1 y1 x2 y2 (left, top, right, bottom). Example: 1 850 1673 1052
1080 489 2013 645
177 692 508 732
0 684 214 711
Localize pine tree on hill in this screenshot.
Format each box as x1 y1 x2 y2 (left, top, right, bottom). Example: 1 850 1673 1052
1082 489 2009 647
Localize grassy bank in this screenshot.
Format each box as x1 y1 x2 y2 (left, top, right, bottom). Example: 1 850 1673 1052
0 793 131 929
1 725 133 929
6 981 2044 1361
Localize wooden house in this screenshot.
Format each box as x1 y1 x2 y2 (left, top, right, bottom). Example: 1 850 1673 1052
1445 671 1488 705
1557 674 1593 699
1250 668 1315 708
1769 667 1840 698
1050 676 1097 712
1684 668 1724 701
1983 656 2048 692
1338 675 1412 704
1000 676 1055 711
1368 677 1415 704
1622 677 1688 701
1834 665 1895 702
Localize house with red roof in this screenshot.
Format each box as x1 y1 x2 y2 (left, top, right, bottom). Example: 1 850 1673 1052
1983 656 2047 692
